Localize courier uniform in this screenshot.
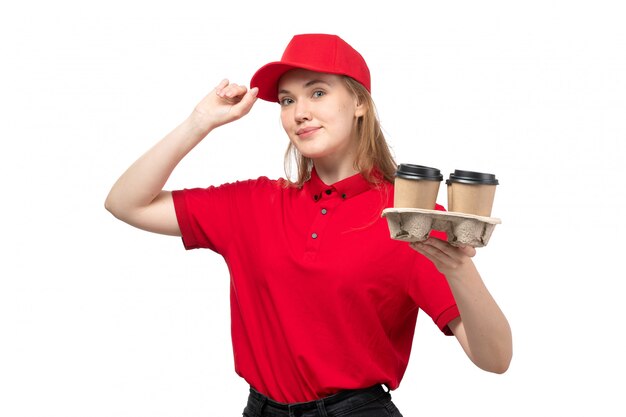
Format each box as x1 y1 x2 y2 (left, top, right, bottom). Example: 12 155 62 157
172 168 459 404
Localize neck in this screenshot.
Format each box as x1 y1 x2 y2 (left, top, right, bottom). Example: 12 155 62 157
313 159 359 185
309 133 360 184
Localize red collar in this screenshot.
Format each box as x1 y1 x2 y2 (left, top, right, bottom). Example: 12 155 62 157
305 167 385 202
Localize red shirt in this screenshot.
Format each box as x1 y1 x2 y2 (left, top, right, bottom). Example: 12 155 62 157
172 168 459 403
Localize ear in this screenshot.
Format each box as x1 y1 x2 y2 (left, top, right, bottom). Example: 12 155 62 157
354 98 366 118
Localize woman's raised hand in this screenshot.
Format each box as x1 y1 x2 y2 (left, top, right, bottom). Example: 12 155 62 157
190 79 259 132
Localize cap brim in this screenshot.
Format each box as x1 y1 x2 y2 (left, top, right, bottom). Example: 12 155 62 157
250 62 299 103
250 61 352 103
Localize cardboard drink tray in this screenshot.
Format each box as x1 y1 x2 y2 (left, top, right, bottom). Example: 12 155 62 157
381 208 501 247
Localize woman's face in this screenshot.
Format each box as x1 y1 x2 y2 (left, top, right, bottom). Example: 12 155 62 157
277 69 364 165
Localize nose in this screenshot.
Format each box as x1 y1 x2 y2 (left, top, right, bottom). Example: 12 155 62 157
294 100 311 123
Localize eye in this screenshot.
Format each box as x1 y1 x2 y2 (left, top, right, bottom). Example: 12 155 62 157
312 90 325 98
279 97 294 106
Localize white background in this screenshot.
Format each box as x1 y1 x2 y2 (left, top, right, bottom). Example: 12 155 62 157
1 0 625 416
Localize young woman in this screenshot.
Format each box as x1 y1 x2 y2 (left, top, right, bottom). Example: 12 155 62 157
105 33 512 417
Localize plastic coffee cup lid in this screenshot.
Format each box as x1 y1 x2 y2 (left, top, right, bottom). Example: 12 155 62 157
446 169 499 185
395 164 443 181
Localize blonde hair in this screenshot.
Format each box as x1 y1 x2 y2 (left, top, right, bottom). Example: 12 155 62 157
283 76 397 187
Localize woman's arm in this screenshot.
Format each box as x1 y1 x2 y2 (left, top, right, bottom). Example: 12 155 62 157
411 239 512 373
104 80 258 235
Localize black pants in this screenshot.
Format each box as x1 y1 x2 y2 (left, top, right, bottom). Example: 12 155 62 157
242 385 403 417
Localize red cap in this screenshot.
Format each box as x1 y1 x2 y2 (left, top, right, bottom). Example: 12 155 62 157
250 34 371 102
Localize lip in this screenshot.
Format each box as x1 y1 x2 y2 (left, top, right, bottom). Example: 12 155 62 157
296 126 321 137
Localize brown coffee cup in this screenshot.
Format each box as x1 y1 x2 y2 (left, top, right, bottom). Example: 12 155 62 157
394 164 443 209
446 170 499 217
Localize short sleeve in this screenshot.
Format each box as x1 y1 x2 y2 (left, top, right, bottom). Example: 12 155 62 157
171 177 278 254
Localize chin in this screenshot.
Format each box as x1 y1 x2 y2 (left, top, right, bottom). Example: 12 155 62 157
300 151 334 161
293 145 332 160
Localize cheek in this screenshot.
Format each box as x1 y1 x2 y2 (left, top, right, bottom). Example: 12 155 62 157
334 100 358 123
334 106 357 134
280 111 291 131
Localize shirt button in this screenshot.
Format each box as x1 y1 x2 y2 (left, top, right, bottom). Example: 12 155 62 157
341 193 347 199
321 208 327 215
311 233 318 239
313 194 320 201
325 189 332 195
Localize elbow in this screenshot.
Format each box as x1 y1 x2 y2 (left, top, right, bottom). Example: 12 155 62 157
104 197 113 214
489 360 510 375
104 194 117 217
483 325 513 374
104 193 124 220
482 350 513 374
469 340 513 374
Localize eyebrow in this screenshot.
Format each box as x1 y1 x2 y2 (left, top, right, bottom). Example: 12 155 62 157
278 79 332 95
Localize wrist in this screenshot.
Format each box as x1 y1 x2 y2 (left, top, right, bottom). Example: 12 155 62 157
185 110 216 137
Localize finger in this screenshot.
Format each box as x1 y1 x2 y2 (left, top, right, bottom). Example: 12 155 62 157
418 240 457 265
245 86 259 102
409 242 434 262
424 238 468 262
458 245 477 258
410 241 449 269
215 79 229 96
222 83 248 99
232 87 258 116
422 238 456 257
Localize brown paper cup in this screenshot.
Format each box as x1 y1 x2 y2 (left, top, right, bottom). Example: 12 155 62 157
394 177 441 209
393 164 443 209
446 170 499 217
447 183 496 216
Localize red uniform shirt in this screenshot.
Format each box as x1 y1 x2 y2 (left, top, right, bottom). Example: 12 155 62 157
172 168 459 403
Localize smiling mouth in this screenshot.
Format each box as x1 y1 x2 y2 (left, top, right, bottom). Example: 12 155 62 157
296 127 321 137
